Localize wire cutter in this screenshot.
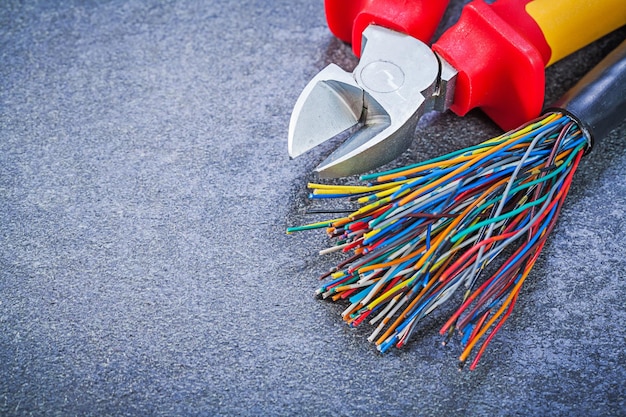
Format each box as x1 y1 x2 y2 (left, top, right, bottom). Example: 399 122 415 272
288 0 626 178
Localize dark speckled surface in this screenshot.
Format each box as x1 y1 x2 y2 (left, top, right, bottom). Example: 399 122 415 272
1 1 625 415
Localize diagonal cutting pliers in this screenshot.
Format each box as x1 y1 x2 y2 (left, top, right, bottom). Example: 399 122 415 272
288 0 626 178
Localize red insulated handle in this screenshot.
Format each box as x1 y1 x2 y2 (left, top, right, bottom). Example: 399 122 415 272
432 0 555 130
324 0 450 57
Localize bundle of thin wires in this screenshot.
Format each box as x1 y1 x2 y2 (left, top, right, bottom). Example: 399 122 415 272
288 39 626 370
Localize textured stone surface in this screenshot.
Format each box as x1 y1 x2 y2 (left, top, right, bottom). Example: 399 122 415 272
1 1 625 415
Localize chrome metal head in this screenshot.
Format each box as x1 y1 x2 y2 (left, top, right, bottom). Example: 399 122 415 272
288 25 457 178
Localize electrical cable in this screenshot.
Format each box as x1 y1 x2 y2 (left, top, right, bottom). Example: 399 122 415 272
288 39 626 369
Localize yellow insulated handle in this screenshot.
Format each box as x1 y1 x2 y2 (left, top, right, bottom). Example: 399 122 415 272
526 0 626 66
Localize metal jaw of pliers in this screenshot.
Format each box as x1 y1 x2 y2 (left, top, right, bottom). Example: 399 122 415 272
288 25 457 178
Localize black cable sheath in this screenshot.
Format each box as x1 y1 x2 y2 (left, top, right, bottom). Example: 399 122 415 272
548 38 626 148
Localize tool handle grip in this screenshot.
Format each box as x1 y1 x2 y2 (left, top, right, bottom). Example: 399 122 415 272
550 39 626 148
324 0 450 57
525 0 626 66
432 0 626 130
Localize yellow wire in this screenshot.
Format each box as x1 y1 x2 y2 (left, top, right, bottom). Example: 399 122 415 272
307 181 407 194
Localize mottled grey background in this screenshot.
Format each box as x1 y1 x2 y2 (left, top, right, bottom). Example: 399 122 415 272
1 1 625 416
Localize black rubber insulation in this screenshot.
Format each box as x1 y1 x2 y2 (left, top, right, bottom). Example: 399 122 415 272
549 38 626 149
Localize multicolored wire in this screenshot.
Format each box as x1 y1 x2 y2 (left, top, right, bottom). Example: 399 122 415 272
288 112 588 370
